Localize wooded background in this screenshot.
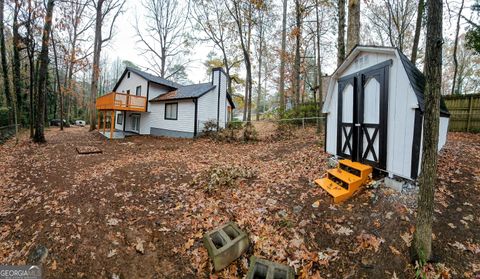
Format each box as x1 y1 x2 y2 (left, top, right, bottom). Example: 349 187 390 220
0 0 479 142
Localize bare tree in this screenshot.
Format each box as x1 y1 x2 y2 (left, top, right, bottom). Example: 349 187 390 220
346 0 360 53
337 0 346 66
0 0 14 124
88 0 125 131
192 0 238 93
227 0 254 122
413 0 443 262
33 0 55 143
135 0 190 78
451 0 465 95
411 0 424 64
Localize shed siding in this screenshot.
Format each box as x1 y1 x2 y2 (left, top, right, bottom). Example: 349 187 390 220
325 82 338 155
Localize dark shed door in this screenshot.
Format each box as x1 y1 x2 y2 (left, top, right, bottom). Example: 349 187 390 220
337 60 391 169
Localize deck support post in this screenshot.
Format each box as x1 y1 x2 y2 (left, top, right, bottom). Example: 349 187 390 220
103 112 106 134
97 111 100 131
110 110 115 139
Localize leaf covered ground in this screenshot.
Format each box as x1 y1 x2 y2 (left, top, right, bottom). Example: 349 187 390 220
0 127 479 278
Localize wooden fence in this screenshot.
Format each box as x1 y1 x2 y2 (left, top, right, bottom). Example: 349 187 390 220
444 94 480 132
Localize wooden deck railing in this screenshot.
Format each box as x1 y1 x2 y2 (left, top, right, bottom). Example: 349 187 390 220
96 92 147 112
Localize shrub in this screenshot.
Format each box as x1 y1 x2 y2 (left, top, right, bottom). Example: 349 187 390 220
242 122 258 142
201 119 218 136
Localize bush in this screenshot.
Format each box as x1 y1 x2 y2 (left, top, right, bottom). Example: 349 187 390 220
242 122 258 142
201 119 218 136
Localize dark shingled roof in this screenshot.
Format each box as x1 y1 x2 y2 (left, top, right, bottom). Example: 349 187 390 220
113 67 182 91
396 50 450 117
150 83 216 102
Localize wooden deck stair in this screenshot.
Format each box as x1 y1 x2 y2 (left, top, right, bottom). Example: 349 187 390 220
315 159 373 203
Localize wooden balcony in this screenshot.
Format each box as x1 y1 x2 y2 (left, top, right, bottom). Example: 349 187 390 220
96 92 147 112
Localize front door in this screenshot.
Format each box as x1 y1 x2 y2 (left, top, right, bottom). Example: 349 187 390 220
131 114 140 133
337 60 391 169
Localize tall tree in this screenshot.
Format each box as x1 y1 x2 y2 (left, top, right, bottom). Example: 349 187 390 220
411 0 425 64
413 0 443 262
315 0 323 133
451 0 465 95
88 0 125 131
278 0 287 115
227 0 254 122
192 0 239 94
255 6 265 121
346 0 360 53
33 0 55 143
135 0 190 78
0 0 14 124
12 0 23 124
337 0 346 66
293 0 303 106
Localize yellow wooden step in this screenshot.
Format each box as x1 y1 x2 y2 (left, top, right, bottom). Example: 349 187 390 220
327 168 362 184
314 178 351 203
338 159 373 179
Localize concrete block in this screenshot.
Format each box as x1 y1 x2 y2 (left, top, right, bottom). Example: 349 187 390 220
203 222 249 271
384 177 404 192
327 157 338 168
246 256 295 279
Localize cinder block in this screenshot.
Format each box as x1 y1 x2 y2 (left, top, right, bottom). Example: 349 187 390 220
246 256 295 279
384 177 404 192
203 222 249 271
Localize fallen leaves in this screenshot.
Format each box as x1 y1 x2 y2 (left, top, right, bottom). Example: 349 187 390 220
355 232 384 252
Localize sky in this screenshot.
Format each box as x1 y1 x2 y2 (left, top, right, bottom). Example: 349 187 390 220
103 0 213 84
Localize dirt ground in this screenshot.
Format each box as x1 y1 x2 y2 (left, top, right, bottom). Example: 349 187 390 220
0 126 479 278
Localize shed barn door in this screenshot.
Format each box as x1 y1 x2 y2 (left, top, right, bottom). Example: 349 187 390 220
337 60 391 170
359 66 389 169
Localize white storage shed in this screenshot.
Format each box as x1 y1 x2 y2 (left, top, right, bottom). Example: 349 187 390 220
323 45 450 180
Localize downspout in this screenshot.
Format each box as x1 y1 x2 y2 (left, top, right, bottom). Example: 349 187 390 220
146 81 150 112
217 71 221 130
193 98 198 137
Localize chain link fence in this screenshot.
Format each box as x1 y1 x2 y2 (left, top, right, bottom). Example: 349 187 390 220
198 117 326 141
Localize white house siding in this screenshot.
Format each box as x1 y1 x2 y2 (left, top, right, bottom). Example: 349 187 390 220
197 88 218 132
438 117 449 150
147 83 170 107
325 82 338 155
144 100 195 137
115 71 148 97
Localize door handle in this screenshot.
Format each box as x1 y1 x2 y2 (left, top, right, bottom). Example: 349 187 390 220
355 123 361 127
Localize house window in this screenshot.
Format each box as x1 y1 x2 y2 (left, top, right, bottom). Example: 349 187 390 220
127 89 130 94
136 86 141 96
127 72 130 78
117 113 123 125
165 103 178 120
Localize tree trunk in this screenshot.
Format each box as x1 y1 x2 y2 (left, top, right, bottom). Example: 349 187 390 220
256 18 263 121
279 0 287 116
451 0 465 95
0 0 14 124
12 1 22 123
33 0 54 143
293 0 302 107
337 0 346 66
51 29 64 131
89 0 104 131
413 0 443 262
346 0 360 53
316 0 323 133
411 0 425 64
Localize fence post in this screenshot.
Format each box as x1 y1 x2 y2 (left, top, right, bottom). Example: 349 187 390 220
466 95 473 132
302 118 305 129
